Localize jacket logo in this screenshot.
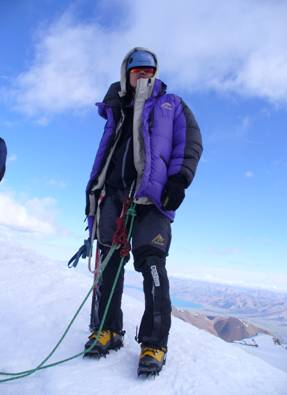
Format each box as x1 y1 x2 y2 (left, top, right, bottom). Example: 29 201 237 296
161 102 173 110
152 234 165 246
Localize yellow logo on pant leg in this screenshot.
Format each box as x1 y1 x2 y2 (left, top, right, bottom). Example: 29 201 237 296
152 234 165 246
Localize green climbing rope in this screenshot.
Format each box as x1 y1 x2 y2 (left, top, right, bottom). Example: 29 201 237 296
0 203 137 383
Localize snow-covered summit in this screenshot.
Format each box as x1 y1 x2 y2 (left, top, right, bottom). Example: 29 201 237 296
0 242 286 395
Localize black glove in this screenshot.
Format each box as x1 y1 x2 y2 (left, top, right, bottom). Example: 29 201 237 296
67 238 93 268
161 175 186 211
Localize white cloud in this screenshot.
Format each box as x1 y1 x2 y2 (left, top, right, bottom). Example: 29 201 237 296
5 0 287 117
0 192 57 235
7 154 17 162
8 13 123 117
245 171 254 178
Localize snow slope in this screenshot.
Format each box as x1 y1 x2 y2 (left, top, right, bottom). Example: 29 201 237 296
234 334 287 374
0 243 287 395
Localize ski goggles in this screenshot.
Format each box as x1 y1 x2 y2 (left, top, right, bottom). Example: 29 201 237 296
129 67 155 75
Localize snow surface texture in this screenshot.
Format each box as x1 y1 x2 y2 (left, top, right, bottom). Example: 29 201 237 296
234 334 287 374
0 243 287 395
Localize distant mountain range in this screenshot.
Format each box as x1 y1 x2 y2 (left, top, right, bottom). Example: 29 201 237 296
172 307 270 342
169 276 287 318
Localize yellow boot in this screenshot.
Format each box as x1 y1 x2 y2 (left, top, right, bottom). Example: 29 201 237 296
138 346 167 376
84 330 124 357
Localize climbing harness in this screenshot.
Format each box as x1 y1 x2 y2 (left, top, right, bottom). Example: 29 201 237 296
113 196 132 257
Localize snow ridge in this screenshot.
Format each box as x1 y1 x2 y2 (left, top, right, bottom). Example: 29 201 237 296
0 243 286 395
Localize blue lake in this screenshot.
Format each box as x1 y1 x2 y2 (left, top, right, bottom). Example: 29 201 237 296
171 297 202 309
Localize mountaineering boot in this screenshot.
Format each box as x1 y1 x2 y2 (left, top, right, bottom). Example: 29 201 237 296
137 346 167 376
84 329 124 358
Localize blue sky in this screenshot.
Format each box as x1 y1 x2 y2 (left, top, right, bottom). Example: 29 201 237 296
0 0 286 290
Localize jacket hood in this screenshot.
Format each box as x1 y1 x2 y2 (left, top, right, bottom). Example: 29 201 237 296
119 47 159 97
